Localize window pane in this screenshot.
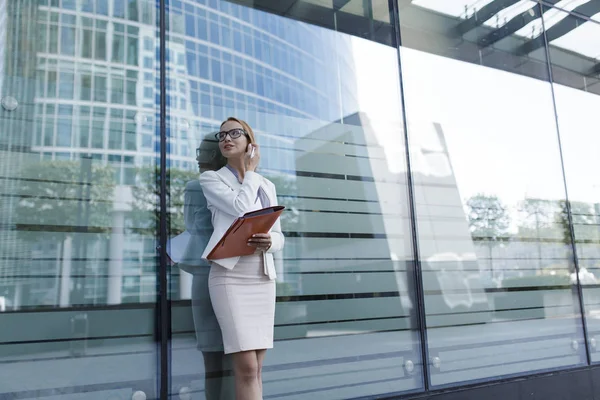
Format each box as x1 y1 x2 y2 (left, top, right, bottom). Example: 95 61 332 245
56 118 72 147
108 121 123 149
94 76 107 101
80 74 92 100
398 1 587 388
112 34 125 63
58 72 74 99
60 26 75 55
96 0 108 15
91 120 105 148
126 80 137 105
111 76 124 104
127 36 138 66
49 25 58 53
95 31 107 60
81 0 94 13
113 0 125 18
79 120 90 147
168 2 422 399
545 10 600 364
127 0 138 21
81 29 93 59
198 51 209 79
44 117 55 146
47 71 57 97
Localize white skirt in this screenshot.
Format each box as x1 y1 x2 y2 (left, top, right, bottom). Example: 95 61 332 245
209 253 275 354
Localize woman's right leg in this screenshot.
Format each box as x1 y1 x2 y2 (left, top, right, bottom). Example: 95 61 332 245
232 350 261 400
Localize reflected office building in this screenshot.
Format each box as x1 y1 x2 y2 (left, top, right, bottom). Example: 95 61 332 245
2 0 600 399
2 0 358 308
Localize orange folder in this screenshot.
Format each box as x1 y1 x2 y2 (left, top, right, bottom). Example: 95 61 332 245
207 206 285 260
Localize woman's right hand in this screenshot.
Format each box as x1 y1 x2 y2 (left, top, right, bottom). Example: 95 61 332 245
244 143 260 172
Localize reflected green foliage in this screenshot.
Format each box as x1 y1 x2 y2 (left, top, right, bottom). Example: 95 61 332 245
15 160 115 240
466 194 510 279
554 200 598 273
555 200 598 243
466 194 510 241
517 198 556 239
131 166 199 236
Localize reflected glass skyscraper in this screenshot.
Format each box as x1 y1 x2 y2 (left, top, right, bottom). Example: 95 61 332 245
11 0 359 306
32 0 358 174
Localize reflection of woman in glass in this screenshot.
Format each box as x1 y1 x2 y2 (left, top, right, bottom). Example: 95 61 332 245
179 135 232 400
199 117 284 400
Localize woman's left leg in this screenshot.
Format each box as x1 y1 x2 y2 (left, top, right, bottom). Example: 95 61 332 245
255 349 267 396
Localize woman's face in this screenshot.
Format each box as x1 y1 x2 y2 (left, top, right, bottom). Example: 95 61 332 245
219 120 249 159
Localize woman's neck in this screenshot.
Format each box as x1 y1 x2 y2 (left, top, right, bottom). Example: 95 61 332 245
227 157 246 181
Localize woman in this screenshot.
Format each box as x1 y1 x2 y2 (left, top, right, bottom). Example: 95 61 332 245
199 117 284 400
179 134 233 400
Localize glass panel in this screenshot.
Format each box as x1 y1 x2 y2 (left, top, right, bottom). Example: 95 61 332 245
82 28 94 59
546 9 600 363
112 32 125 63
0 1 158 398
398 0 587 388
95 25 107 60
169 1 423 399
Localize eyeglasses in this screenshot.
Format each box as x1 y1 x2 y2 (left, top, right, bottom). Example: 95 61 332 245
215 128 247 142
195 148 201 158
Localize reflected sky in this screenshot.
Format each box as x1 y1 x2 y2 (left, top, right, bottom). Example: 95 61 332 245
351 34 599 235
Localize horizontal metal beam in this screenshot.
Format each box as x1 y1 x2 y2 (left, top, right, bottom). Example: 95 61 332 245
478 1 558 47
518 1 600 55
225 0 395 46
332 0 352 11
456 0 520 35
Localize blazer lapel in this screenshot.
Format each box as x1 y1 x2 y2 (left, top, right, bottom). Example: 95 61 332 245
215 166 240 189
216 166 273 206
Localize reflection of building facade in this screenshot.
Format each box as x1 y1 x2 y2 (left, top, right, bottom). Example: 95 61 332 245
6 1 358 306
3 1 600 399
0 1 39 309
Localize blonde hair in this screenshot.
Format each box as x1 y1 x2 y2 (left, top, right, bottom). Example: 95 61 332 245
221 117 256 145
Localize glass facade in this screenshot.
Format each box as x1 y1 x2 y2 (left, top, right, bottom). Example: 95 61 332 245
0 0 598 399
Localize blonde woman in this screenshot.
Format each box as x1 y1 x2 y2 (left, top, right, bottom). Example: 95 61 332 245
199 117 284 400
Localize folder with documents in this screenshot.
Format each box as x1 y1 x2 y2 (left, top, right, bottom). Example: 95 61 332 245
207 205 285 260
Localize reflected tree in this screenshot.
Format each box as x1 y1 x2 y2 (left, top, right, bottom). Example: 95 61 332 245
131 166 199 236
16 160 115 239
466 194 510 280
518 198 554 269
555 200 596 273
15 159 115 306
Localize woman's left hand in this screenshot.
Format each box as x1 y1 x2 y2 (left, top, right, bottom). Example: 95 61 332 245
247 233 272 251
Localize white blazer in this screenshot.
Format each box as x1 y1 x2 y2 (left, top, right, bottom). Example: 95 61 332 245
199 166 284 280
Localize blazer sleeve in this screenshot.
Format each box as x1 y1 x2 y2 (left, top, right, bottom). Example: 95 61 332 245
266 180 285 254
199 170 263 216
183 181 212 237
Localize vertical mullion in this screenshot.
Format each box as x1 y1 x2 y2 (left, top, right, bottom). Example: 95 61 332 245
388 0 431 391
539 2 592 366
158 0 171 399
